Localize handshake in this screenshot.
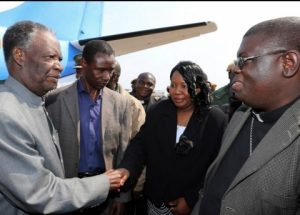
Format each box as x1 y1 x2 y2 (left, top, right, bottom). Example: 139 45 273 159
104 168 130 191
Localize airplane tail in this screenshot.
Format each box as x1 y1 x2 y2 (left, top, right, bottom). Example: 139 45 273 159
0 2 104 40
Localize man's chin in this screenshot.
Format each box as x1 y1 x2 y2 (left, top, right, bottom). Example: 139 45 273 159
140 93 151 98
95 83 106 90
46 83 58 92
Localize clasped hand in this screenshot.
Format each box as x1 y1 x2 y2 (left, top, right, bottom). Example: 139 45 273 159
104 168 130 191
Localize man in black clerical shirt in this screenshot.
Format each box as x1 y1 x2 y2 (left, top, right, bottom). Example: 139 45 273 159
197 17 300 214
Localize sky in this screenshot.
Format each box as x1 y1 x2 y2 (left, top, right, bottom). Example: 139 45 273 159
100 1 300 92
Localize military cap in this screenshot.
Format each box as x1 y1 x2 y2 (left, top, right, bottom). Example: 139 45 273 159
73 54 82 69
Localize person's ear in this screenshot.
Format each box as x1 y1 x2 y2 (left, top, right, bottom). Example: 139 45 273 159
166 86 170 93
12 48 24 66
195 88 201 95
281 50 300 78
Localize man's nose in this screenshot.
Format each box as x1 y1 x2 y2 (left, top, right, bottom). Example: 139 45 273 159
102 71 112 80
54 61 63 73
232 65 242 74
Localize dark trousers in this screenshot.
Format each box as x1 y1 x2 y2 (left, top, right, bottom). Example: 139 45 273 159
125 195 147 215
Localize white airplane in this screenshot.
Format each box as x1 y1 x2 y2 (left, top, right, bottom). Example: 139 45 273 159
0 2 217 81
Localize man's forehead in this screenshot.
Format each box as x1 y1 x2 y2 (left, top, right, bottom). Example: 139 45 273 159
28 30 61 54
34 30 57 42
138 74 155 82
238 33 272 54
94 54 115 64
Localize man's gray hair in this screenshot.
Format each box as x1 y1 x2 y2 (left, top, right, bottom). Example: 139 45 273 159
3 20 53 64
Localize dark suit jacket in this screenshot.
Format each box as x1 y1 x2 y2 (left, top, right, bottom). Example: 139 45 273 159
198 99 300 214
119 99 227 209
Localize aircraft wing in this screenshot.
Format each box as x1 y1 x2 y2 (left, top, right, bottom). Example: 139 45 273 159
70 21 217 56
0 2 218 80
0 20 217 80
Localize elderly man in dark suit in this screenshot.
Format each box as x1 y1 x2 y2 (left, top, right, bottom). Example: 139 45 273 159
197 17 300 215
46 40 132 215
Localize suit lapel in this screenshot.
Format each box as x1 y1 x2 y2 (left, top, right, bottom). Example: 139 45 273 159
157 101 177 174
101 88 114 140
206 107 251 182
227 99 300 193
167 104 177 150
151 100 177 161
63 82 79 128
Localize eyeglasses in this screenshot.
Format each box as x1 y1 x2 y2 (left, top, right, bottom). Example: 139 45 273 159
234 50 287 70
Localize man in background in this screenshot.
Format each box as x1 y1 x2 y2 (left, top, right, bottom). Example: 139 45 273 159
107 61 145 138
212 62 242 120
131 72 165 112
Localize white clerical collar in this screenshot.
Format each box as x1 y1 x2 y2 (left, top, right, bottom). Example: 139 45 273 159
251 110 264 123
